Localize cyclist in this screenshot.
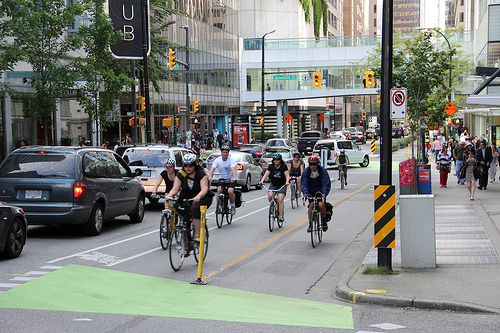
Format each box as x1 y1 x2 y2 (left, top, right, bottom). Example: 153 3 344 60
259 153 290 223
337 149 349 185
166 153 214 242
288 152 305 196
301 155 331 232
208 145 237 214
151 158 178 198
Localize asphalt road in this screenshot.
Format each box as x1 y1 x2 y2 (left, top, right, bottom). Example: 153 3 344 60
1 142 499 332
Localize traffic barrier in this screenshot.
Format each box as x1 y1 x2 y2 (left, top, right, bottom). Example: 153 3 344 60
191 205 208 285
374 185 395 248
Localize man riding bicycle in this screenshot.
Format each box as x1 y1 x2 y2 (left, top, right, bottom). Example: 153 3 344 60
259 153 290 223
288 152 305 196
337 149 349 185
208 145 237 215
301 156 331 232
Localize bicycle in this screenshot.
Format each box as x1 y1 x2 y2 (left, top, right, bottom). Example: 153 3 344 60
338 163 346 189
262 184 287 232
289 176 300 209
167 197 209 271
306 191 324 248
215 179 233 228
156 195 179 250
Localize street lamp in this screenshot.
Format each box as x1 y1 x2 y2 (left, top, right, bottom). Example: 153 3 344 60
180 25 190 133
261 29 276 142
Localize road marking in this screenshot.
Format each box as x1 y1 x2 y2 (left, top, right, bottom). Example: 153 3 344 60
0 283 21 288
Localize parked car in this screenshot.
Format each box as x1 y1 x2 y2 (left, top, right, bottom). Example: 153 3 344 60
297 131 326 155
348 131 366 144
259 146 299 173
239 144 264 161
313 139 370 167
205 151 263 192
392 126 403 138
0 202 28 259
0 146 145 236
264 138 295 149
122 145 190 203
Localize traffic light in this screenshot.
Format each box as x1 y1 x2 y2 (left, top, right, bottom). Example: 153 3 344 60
136 96 145 112
377 96 381 103
365 71 375 87
312 72 321 88
362 111 366 120
193 100 199 113
168 48 176 70
260 117 264 125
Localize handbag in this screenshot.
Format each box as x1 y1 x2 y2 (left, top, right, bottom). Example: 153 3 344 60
459 164 466 179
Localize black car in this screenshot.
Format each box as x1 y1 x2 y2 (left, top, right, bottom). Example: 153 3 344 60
0 146 145 236
392 127 403 138
239 144 264 161
0 202 28 259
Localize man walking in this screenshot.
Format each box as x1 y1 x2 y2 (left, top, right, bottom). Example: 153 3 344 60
476 140 492 190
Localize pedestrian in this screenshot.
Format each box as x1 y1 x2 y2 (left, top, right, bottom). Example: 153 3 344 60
432 137 442 162
437 146 451 187
476 140 492 190
20 139 29 147
464 148 479 200
454 141 467 185
101 140 109 149
490 144 498 183
217 131 224 148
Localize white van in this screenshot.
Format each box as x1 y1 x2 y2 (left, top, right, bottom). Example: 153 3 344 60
312 139 370 167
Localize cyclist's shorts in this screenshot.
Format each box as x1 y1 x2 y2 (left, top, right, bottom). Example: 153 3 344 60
217 179 236 188
269 183 287 195
290 173 301 178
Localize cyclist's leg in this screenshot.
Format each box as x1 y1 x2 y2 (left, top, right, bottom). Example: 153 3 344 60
344 166 348 184
307 200 314 231
191 196 213 240
297 177 302 195
277 193 286 218
228 183 236 204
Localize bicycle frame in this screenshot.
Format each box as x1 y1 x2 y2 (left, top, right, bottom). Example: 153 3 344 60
306 191 324 247
262 184 287 232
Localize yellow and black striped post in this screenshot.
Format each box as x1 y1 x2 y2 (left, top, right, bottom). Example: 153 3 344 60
374 185 395 248
371 140 376 153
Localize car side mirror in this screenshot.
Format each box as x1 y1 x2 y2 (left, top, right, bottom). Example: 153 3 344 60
134 168 143 176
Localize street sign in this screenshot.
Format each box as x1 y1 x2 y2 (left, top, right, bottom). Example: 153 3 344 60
444 102 457 116
390 88 407 120
319 114 325 122
284 113 293 124
273 74 297 80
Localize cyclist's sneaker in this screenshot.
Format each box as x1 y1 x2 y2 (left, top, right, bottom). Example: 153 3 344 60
278 216 284 223
345 182 347 185
322 222 328 232
307 223 312 232
231 204 236 215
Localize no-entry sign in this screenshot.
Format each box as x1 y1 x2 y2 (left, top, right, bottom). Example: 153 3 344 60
390 88 407 120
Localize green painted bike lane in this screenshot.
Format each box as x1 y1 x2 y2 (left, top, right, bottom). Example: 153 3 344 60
0 265 353 329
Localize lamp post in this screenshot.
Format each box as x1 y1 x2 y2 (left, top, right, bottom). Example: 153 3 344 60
261 29 276 142
181 25 190 133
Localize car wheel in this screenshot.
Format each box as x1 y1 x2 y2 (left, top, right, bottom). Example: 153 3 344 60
85 203 104 236
130 193 145 223
360 155 370 167
1 218 26 259
242 175 251 192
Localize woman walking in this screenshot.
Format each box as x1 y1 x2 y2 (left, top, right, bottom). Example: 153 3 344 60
437 146 452 187
464 148 479 200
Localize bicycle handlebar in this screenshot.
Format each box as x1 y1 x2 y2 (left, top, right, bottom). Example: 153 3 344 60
261 184 288 192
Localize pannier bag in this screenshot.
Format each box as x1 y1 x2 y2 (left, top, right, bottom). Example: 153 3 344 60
325 202 334 222
234 190 243 208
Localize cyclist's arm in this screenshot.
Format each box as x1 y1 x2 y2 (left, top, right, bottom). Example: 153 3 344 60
166 176 182 198
208 160 217 181
300 170 308 195
194 175 209 202
322 167 331 196
284 168 290 186
260 169 271 184
151 175 164 194
231 166 237 182
299 162 305 176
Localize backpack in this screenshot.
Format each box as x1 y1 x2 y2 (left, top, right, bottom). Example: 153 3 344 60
325 202 333 222
234 189 243 208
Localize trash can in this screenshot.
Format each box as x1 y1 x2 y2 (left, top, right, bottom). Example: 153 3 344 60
417 164 432 194
399 158 416 195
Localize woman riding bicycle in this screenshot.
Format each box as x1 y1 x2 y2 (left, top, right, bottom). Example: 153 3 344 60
288 152 305 196
259 153 290 223
166 153 214 241
301 156 331 232
336 149 349 185
152 158 178 234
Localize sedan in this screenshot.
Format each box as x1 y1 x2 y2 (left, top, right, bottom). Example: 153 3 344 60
259 146 298 173
239 144 264 161
0 202 28 259
348 131 366 144
392 127 403 138
205 151 263 192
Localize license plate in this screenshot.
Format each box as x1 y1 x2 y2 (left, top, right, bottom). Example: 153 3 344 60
142 170 151 177
25 190 42 199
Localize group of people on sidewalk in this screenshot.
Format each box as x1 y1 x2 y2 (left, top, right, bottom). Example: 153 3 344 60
434 135 499 200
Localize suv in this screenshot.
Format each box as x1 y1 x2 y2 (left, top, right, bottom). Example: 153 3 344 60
0 146 145 236
313 139 370 167
122 145 189 203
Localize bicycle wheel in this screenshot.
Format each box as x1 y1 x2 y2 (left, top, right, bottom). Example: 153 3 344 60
295 187 300 208
317 215 323 244
193 224 209 263
160 213 170 250
169 226 185 271
340 170 345 190
277 204 284 229
226 196 233 225
290 183 296 209
311 211 319 248
215 196 224 228
268 201 275 232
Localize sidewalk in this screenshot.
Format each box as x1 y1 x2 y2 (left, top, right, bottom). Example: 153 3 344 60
335 155 500 314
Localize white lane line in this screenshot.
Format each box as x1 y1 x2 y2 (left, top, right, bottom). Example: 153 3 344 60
0 283 21 288
10 277 37 282
25 271 51 275
39 265 63 270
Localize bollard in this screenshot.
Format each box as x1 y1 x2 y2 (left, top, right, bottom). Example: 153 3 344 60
192 205 207 285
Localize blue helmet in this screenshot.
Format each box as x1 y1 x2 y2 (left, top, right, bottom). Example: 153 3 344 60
340 149 345 153
272 153 282 160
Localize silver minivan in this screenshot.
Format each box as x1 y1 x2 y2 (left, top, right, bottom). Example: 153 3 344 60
313 139 370 167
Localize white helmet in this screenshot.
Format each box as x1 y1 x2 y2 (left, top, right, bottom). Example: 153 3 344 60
182 153 197 165
164 158 176 167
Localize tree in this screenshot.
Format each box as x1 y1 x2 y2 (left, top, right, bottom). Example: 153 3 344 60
0 0 84 144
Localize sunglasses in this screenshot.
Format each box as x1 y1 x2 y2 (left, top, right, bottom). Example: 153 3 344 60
309 162 318 166
183 164 195 168
273 158 281 161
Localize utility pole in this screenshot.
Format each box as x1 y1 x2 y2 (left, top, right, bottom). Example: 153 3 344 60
261 30 275 142
141 0 152 143
181 25 190 133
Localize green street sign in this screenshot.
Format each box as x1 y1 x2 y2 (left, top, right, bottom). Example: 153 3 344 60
273 74 297 80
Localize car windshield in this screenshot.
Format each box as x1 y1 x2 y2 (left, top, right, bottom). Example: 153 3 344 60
315 142 334 150
267 140 286 147
123 149 172 167
263 149 293 158
0 153 76 178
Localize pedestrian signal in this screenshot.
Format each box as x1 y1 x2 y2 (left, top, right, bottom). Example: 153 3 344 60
136 96 145 112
